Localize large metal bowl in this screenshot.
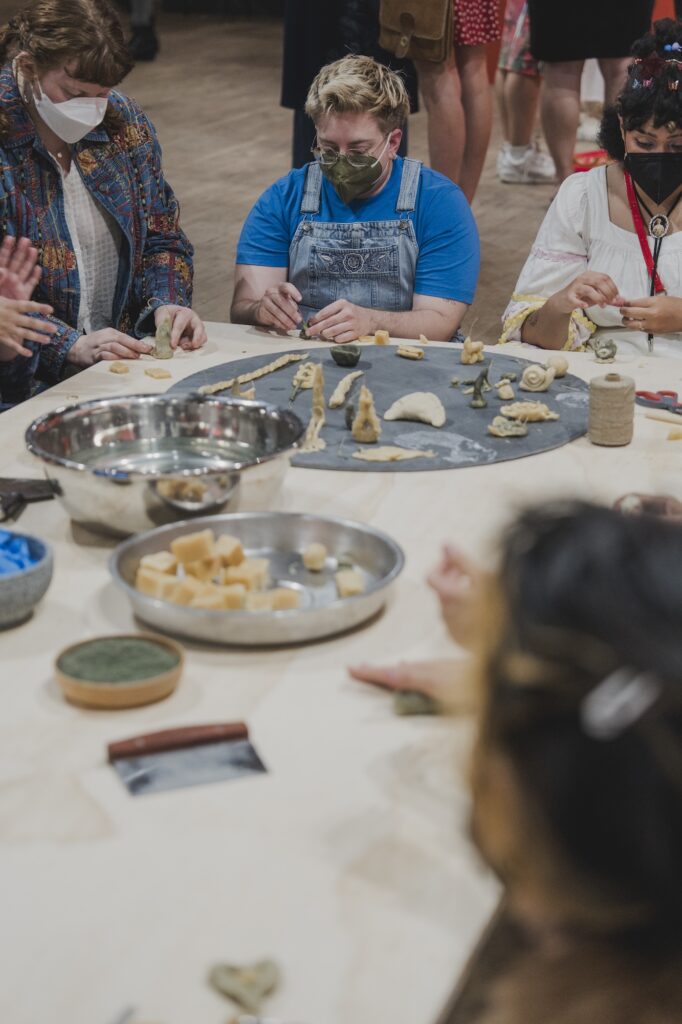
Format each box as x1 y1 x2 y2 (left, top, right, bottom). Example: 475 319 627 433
110 512 405 645
25 395 305 537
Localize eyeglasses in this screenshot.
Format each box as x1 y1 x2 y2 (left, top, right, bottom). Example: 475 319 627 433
311 134 389 169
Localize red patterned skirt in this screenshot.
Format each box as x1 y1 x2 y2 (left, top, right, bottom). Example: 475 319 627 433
454 0 502 47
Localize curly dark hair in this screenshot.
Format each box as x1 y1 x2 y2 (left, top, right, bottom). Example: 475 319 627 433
599 18 682 161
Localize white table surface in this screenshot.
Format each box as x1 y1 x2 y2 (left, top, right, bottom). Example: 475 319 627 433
1 324 680 1024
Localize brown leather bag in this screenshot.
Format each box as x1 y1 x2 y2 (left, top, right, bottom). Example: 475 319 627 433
379 0 453 63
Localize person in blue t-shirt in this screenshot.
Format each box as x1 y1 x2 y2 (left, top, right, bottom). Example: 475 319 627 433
232 55 480 343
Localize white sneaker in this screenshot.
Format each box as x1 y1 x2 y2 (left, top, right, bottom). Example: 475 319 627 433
577 114 601 143
497 143 557 184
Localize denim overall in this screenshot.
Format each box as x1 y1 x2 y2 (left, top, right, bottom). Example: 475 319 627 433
289 158 422 323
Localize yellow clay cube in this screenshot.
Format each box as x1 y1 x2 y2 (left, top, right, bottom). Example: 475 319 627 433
170 529 215 565
140 551 178 575
219 583 247 609
135 566 180 601
189 585 226 610
270 587 301 611
246 592 275 612
169 576 208 606
335 568 365 598
374 330 390 346
302 542 327 572
215 534 244 567
184 556 221 582
223 557 269 591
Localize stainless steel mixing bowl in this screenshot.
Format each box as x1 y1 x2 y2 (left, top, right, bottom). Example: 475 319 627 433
25 395 305 537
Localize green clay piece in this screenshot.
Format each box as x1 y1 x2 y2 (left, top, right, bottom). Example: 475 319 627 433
151 316 173 359
299 318 311 339
393 690 441 716
344 403 355 431
208 959 281 1014
469 364 490 409
487 415 528 438
450 377 460 387
591 337 617 362
330 344 361 368
57 638 179 683
503 372 518 382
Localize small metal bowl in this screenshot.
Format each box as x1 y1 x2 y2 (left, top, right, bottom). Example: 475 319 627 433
25 395 305 537
0 531 53 628
110 512 405 646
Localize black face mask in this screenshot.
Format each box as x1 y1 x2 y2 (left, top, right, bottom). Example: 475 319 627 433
624 152 682 205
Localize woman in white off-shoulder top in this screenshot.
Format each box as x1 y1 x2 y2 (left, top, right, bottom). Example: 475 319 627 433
501 20 682 358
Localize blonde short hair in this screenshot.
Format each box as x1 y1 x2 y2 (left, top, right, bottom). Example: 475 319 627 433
305 55 410 133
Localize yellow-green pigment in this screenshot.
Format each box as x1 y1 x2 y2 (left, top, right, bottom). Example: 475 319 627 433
58 638 179 683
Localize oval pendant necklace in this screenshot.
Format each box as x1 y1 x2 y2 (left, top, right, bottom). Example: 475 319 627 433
649 212 669 238
635 187 682 238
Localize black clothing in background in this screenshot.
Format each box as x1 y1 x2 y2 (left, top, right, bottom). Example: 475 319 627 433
282 0 418 168
528 0 654 62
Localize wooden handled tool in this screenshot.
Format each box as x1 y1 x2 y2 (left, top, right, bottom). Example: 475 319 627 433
108 722 249 762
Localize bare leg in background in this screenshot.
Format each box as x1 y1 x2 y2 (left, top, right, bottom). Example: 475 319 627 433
456 44 493 202
415 45 492 203
540 60 584 181
495 67 541 147
598 56 631 106
415 53 465 188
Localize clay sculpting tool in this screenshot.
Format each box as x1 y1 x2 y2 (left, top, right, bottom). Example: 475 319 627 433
108 723 266 796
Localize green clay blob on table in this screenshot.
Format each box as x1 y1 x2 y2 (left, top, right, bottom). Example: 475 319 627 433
57 638 179 684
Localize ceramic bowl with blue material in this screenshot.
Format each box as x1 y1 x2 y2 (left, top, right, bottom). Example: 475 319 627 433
0 529 53 628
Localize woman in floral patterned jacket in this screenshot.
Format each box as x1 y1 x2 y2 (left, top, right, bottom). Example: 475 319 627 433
0 0 205 407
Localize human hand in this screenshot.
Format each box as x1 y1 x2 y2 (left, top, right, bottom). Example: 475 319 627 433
254 283 302 333
66 328 153 367
349 658 459 698
615 492 682 521
154 304 206 351
307 299 373 343
426 544 483 649
0 297 57 360
348 657 476 712
554 273 625 314
0 236 42 301
619 295 682 334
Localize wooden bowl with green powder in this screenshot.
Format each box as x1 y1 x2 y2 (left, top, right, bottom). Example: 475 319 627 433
55 634 184 709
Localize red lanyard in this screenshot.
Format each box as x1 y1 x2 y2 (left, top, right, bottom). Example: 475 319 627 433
624 170 665 294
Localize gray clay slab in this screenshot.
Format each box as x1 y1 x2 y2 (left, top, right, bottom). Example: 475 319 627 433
171 347 588 473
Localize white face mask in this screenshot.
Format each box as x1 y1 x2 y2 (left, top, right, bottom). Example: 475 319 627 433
32 81 108 144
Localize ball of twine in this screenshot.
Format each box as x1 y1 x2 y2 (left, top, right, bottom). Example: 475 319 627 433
588 373 635 446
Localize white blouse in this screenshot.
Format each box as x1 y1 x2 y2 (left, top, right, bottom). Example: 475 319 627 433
59 162 122 335
501 165 682 359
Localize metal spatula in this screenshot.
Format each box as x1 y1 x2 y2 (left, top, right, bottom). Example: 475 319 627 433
107 722 267 796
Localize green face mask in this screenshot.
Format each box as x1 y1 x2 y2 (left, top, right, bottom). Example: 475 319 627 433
318 135 391 204
321 154 384 204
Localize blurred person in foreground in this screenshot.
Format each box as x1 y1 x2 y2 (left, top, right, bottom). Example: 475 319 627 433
354 500 682 1024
